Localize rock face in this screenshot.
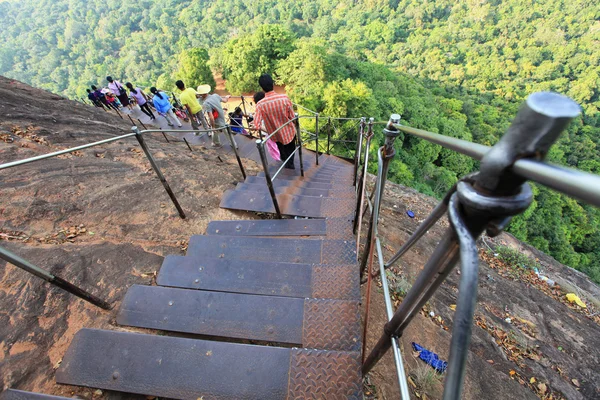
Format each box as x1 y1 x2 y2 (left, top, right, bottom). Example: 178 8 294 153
0 76 260 398
0 76 599 399
363 180 600 400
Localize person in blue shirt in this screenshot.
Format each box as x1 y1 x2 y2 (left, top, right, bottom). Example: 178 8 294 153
150 87 182 127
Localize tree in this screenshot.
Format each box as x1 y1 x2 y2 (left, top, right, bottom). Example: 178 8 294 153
215 25 295 93
175 48 215 90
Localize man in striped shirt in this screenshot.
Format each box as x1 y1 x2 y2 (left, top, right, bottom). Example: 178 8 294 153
253 74 297 169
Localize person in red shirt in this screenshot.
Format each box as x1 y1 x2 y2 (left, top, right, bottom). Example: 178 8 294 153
252 74 297 169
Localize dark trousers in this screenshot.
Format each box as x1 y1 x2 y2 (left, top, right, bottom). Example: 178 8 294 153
277 140 297 169
140 103 155 119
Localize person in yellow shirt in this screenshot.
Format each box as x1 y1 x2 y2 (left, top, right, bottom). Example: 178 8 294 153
175 80 208 134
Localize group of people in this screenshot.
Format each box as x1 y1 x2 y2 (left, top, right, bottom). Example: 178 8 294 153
86 73 297 165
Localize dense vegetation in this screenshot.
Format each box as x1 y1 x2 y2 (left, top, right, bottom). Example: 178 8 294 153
1 0 599 282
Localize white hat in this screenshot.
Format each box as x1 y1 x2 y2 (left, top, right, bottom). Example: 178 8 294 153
197 84 211 94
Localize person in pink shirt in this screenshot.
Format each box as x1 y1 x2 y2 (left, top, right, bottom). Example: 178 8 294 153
126 82 155 120
106 76 130 109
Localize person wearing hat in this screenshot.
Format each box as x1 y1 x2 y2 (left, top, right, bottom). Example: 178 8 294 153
175 80 209 134
197 84 232 148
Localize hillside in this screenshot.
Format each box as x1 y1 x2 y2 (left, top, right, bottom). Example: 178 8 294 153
0 79 599 399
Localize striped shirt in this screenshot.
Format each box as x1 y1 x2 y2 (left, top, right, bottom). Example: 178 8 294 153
253 91 296 145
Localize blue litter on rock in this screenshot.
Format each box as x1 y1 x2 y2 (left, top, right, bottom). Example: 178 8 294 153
412 342 447 373
406 210 415 218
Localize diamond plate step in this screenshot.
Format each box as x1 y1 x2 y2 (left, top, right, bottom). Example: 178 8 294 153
186 235 357 265
1 391 72 400
206 219 327 236
157 255 359 299
57 329 362 399
234 183 356 199
220 190 356 218
244 176 354 191
117 285 360 350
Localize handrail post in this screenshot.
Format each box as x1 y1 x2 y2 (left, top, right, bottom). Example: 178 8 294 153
133 127 186 219
240 95 252 130
326 116 331 155
360 116 400 277
0 245 112 310
294 114 304 177
226 126 246 180
362 93 580 400
353 117 366 187
315 113 319 166
354 118 374 237
256 139 282 218
361 114 402 366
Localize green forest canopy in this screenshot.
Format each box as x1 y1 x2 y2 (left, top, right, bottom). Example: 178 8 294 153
0 0 599 282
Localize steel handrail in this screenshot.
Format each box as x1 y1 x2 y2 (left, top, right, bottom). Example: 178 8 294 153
0 132 137 170
261 117 298 143
391 123 600 208
292 102 318 115
271 145 301 180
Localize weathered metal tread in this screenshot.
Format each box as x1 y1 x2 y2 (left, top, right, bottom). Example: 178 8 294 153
186 235 357 265
1 390 72 400
57 329 362 399
117 285 360 350
244 176 354 191
259 173 353 185
157 255 359 299
206 219 327 236
234 183 356 199
220 190 356 218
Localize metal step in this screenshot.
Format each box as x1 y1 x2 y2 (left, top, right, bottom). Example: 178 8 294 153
258 173 351 184
244 176 354 191
220 190 356 218
1 390 72 400
234 182 356 199
117 285 360 350
157 255 359 299
186 235 357 265
206 219 327 236
57 329 362 400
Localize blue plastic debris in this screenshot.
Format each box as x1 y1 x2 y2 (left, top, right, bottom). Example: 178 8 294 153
406 210 415 218
412 342 447 373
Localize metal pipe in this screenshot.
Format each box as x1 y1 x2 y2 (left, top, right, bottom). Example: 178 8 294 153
261 117 298 143
295 114 304 177
513 158 600 208
271 146 301 180
183 137 193 152
442 194 481 400
136 119 148 130
0 245 112 310
226 126 247 180
0 133 137 170
160 129 170 143
256 139 282 218
327 117 331 155
354 133 372 238
360 115 401 277
375 238 412 400
315 114 320 166
132 127 186 219
240 95 252 129
362 230 460 374
127 114 137 126
394 124 488 161
353 118 366 188
383 186 456 269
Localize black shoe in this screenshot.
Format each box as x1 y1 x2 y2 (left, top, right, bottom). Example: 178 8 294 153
284 165 295 170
